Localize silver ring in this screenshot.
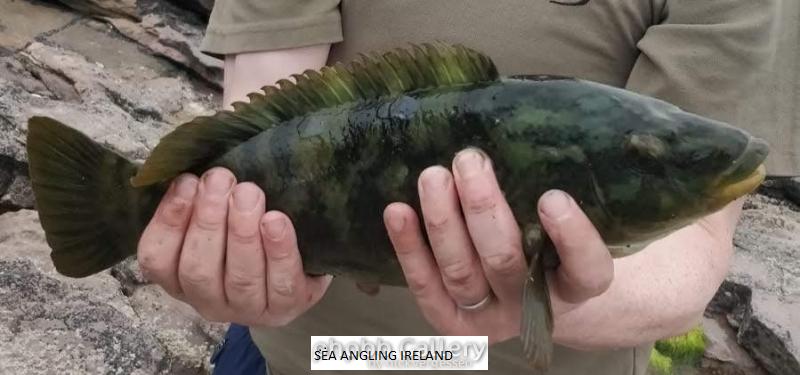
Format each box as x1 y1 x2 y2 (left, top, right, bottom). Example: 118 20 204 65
458 293 493 310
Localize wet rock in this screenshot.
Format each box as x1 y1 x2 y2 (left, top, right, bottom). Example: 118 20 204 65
0 209 225 374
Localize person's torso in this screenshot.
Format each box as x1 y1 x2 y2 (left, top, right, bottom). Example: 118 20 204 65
254 1 659 374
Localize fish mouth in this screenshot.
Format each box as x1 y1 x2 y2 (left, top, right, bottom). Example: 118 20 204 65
711 137 769 203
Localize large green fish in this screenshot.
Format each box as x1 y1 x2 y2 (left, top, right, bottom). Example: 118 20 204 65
26 43 767 370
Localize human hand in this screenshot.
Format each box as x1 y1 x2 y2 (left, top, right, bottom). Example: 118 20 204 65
383 149 614 345
136 167 332 326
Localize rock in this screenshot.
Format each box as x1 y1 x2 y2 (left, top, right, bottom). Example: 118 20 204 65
166 0 214 18
702 316 762 373
106 9 223 87
0 171 34 211
0 0 78 51
46 0 223 87
782 177 800 207
0 29 216 207
55 0 140 20
706 193 800 375
0 209 225 374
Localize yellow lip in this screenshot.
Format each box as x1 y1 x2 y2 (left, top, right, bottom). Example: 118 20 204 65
714 164 766 204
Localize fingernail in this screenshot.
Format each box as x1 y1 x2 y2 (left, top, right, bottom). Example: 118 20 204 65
387 214 405 233
539 190 572 221
233 184 260 212
420 168 450 194
173 175 198 199
203 169 234 196
264 214 286 241
454 148 486 178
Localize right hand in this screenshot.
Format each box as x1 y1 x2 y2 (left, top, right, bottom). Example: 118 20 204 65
136 167 332 326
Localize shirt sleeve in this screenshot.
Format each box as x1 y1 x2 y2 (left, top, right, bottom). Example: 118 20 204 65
201 0 342 57
625 0 795 174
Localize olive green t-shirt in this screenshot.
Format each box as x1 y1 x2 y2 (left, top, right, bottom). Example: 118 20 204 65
200 1 786 374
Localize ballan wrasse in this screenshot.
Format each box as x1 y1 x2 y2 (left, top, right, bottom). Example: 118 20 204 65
26 43 768 371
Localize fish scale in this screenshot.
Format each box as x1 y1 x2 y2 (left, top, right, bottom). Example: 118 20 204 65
24 43 768 372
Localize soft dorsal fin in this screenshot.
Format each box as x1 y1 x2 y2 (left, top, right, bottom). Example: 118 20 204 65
130 42 499 187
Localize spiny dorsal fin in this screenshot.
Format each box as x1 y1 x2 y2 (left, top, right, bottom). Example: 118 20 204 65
131 42 498 187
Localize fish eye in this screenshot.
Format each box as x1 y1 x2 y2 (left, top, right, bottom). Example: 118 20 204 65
624 133 666 160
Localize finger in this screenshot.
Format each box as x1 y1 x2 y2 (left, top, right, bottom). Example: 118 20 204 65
452 149 527 302
178 167 235 320
137 174 198 298
261 211 308 325
384 203 458 327
538 190 614 303
225 182 267 318
418 166 491 307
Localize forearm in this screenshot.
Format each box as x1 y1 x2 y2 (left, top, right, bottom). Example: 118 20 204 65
222 44 331 108
551 199 743 350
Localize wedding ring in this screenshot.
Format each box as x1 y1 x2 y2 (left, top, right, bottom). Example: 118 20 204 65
457 293 493 310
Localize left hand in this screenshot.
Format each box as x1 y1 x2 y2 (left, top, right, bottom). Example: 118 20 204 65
383 148 615 345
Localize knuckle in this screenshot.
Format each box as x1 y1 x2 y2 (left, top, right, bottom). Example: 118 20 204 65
193 210 227 232
266 246 296 263
179 262 215 287
440 260 477 288
226 272 261 294
462 191 497 215
228 226 261 246
482 251 523 274
406 272 434 298
271 277 297 298
425 214 450 235
157 198 191 229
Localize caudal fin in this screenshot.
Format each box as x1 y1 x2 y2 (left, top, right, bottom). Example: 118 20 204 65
26 116 166 277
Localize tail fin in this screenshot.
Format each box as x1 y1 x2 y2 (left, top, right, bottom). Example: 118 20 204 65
26 116 167 277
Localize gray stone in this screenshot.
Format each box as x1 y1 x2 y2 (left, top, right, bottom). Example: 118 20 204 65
55 0 140 20
706 193 800 375
106 13 222 87
49 0 223 87
0 209 225 374
167 0 214 18
783 177 800 207
0 0 78 51
0 37 216 207
702 316 761 372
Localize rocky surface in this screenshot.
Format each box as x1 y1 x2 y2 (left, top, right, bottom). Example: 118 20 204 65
0 0 225 373
0 0 218 211
704 191 800 375
0 210 227 374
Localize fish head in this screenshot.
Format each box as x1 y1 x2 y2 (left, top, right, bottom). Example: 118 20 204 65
585 91 769 246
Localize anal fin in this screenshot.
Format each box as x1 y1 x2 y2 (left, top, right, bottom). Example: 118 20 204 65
521 232 555 371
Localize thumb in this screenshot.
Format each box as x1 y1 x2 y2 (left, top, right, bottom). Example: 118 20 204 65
537 190 614 304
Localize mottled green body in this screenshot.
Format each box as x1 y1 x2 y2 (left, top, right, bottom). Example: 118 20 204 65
210 77 754 284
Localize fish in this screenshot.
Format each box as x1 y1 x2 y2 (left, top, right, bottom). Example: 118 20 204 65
25 42 768 371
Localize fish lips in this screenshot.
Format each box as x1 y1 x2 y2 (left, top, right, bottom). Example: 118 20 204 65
713 137 769 200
